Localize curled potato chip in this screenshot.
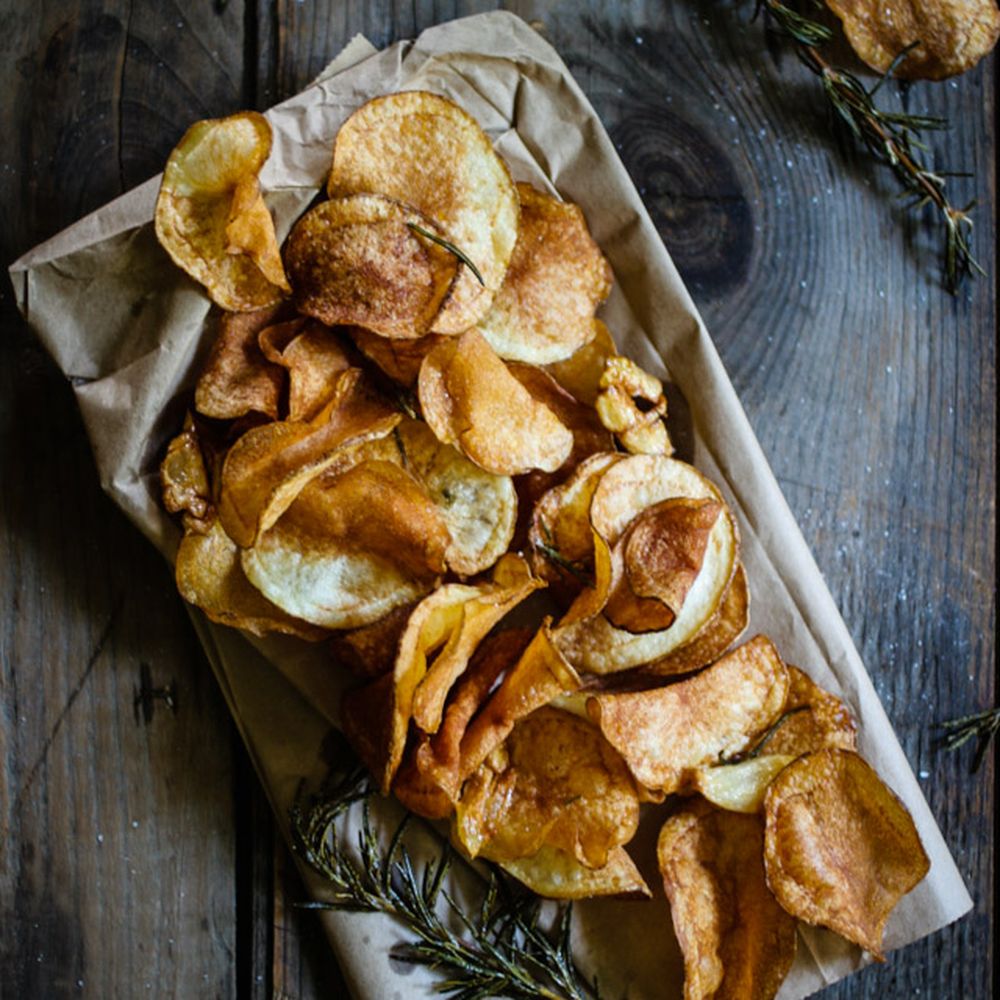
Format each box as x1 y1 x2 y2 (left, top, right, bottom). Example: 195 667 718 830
692 755 796 815
161 414 212 527
330 601 416 679
476 183 612 363
395 419 517 576
155 111 289 310
284 194 458 339
826 0 1000 80
418 330 573 475
195 305 286 420
596 356 672 455
545 319 617 405
766 666 858 757
587 636 790 795
454 706 639 869
218 368 401 548
259 319 352 421
498 844 651 900
764 749 930 958
348 326 447 387
329 91 519 333
176 520 326 640
658 801 797 1000
240 465 444 632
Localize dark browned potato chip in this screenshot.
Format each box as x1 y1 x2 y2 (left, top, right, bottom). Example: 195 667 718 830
764 749 930 958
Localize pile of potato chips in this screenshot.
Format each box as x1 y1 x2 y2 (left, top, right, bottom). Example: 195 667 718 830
157 92 930 997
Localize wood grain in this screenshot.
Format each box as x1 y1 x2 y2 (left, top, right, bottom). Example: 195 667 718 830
1 0 994 998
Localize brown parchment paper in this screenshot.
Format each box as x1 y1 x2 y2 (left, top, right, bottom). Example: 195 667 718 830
9 12 972 999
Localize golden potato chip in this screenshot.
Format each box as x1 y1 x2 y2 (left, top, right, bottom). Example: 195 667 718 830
476 183 612 363
348 326 447 387
692 755 796 815
411 555 543 733
586 636 790 795
545 318 617 405
455 624 582 794
155 111 289 311
596 356 672 455
284 194 458 339
240 466 443 632
454 706 639 869
341 671 397 789
766 666 858 757
826 0 1000 80
330 601 416 679
658 801 797 1000
195 304 286 420
499 845 651 900
764 749 930 958
640 564 750 678
161 414 212 527
418 330 573 475
218 368 401 548
395 419 517 575
258 319 352 421
175 520 326 640
329 91 519 333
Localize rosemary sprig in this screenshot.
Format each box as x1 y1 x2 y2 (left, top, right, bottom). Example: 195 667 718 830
718 705 810 765
408 222 486 286
755 0 983 293
290 765 600 1000
937 706 1000 773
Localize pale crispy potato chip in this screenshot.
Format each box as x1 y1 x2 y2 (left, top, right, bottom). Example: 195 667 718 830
658 801 797 1000
456 624 582 794
826 0 1000 79
155 112 289 310
258 319 352 421
284 194 458 338
195 304 286 420
418 330 573 475
161 414 212 527
764 749 930 958
411 555 543 733
499 844 651 900
218 368 401 548
586 636 790 795
692 755 797 815
766 666 858 757
395 419 517 575
545 319 617 405
476 183 612 363
454 706 639 868
348 326 447 387
176 520 326 640
596 356 672 455
329 91 519 333
240 466 443 632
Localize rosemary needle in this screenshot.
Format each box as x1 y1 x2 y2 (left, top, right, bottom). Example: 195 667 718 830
938 706 1000 773
407 222 486 286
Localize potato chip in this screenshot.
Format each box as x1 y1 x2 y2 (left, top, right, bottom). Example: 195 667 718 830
240 465 444 632
175 520 326 640
692 755 796 815
218 368 401 547
329 91 519 333
284 194 458 339
454 706 639 869
658 801 797 1000
586 636 790 795
330 601 416 679
410 554 543 733
498 844 651 900
826 0 1000 80
258 319 352 421
161 414 212 527
395 419 517 576
155 111 289 311
596 356 672 455
456 624 582 794
766 666 857 757
545 319 617 405
764 749 930 958
348 326 447 387
476 183 612 363
340 671 397 790
418 330 573 475
194 305 286 420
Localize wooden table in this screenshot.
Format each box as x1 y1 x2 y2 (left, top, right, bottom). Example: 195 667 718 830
1 3 994 997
